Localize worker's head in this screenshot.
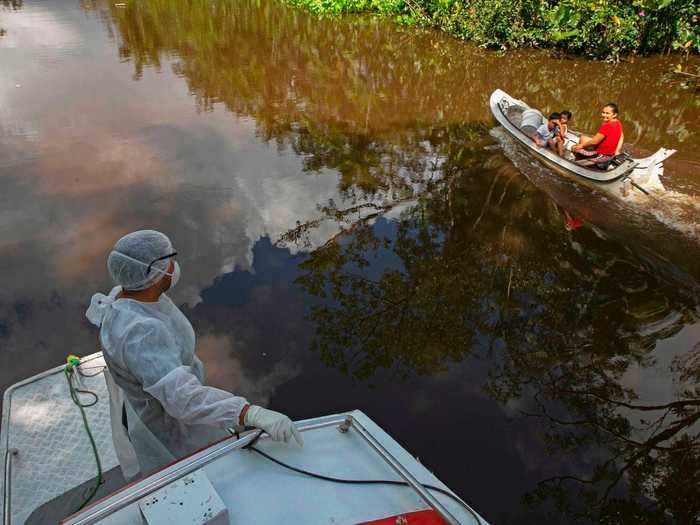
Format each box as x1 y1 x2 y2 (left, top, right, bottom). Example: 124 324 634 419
107 230 180 292
547 112 561 129
602 103 619 122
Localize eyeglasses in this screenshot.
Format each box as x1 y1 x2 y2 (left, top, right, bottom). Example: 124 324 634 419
146 252 177 275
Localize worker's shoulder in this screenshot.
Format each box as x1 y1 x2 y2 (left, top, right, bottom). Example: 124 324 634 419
119 316 180 367
108 304 170 338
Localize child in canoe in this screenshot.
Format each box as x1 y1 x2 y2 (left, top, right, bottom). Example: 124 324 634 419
554 110 574 158
533 112 562 154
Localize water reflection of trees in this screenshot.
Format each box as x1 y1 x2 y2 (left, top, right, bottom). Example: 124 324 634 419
281 139 700 522
100 0 700 518
101 0 699 158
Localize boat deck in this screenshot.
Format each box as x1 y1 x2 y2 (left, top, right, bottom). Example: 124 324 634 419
2 355 487 524
1 354 120 524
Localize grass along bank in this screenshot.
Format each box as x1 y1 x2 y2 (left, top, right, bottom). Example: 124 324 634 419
285 0 699 62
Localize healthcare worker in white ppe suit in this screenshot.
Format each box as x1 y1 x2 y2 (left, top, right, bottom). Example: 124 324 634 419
87 230 302 477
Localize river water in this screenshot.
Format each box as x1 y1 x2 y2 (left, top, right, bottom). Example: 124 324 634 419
1 0 699 522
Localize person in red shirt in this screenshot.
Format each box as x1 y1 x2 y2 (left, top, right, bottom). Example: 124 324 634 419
572 103 624 168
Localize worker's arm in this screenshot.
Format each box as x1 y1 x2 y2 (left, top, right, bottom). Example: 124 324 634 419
125 321 248 428
147 367 249 427
125 321 302 445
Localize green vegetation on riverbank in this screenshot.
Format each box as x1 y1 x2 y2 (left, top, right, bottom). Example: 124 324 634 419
286 0 699 61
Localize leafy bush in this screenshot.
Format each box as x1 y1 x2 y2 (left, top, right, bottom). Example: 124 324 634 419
286 0 700 60
287 0 404 15
429 0 540 48
542 0 641 60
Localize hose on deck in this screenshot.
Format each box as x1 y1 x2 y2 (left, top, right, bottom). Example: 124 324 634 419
64 355 104 513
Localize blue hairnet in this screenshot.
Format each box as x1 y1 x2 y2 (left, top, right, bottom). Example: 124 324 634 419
108 230 174 291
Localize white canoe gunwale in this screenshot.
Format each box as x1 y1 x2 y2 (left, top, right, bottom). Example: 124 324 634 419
489 89 676 188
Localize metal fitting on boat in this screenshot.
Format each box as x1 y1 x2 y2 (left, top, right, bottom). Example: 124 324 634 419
337 415 353 433
622 177 632 197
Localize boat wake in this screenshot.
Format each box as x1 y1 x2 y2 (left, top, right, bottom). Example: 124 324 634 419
490 127 700 243
644 188 700 241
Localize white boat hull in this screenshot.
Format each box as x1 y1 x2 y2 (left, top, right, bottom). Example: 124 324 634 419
489 89 676 197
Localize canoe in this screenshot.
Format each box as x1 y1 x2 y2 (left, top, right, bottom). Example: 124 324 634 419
1 353 487 525
489 89 676 195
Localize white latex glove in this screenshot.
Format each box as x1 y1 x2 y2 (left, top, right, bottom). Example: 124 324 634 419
244 405 304 447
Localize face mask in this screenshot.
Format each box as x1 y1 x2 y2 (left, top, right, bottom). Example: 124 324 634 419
166 261 181 290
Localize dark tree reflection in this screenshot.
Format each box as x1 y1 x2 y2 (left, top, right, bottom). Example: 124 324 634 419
93 0 700 519
282 135 700 522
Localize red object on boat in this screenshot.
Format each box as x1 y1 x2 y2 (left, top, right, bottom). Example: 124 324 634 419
565 214 584 231
358 509 448 524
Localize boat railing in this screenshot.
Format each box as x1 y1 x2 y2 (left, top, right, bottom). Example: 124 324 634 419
61 413 464 525
339 415 463 525
3 449 17 525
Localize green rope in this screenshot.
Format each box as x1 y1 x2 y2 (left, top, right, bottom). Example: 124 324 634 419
64 361 104 512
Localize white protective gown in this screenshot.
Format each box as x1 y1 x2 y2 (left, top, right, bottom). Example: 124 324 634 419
87 287 247 476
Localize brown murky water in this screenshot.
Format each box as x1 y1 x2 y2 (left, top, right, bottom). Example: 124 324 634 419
1 0 700 522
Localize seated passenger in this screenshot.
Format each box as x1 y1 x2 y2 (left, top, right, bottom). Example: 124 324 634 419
572 103 624 168
533 112 561 154
558 110 573 155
